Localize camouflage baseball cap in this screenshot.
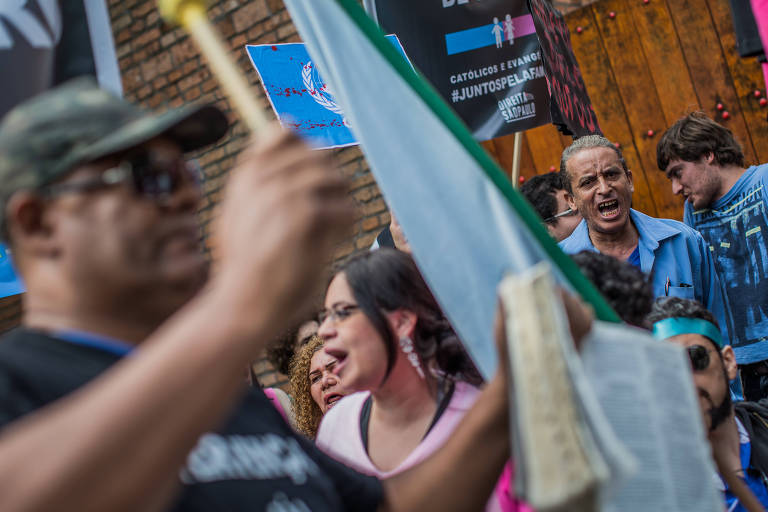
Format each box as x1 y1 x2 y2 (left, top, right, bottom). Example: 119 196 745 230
0 76 229 235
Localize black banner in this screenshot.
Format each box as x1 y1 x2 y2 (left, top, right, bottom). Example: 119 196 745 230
527 0 601 137
0 0 121 119
366 0 550 141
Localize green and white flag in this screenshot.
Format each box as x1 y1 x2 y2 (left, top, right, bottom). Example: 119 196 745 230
281 0 618 378
278 3 725 509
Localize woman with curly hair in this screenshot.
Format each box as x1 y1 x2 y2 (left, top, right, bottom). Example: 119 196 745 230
289 335 346 438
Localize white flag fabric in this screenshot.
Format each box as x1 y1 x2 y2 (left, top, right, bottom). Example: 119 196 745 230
282 0 616 377
279 4 724 510
284 6 722 512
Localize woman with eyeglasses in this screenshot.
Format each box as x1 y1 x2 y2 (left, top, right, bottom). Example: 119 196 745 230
315 248 529 511
289 335 348 439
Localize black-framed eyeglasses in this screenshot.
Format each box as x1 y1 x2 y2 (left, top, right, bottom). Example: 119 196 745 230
39 152 202 201
543 208 577 224
687 344 715 372
318 304 360 324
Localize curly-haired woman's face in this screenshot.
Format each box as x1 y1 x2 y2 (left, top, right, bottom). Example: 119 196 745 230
309 350 346 413
319 272 389 392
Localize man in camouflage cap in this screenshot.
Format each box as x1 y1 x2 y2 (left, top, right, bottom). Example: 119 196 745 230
0 78 380 510
0 76 227 211
0 79 515 512
0 76 229 334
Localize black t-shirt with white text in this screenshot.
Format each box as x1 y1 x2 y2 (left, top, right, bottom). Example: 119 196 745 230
0 328 382 511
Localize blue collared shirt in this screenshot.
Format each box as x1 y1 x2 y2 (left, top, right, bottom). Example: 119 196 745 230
560 208 729 348
54 329 135 357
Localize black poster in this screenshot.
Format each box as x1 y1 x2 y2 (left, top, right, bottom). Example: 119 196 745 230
528 0 601 137
367 0 550 141
0 0 121 119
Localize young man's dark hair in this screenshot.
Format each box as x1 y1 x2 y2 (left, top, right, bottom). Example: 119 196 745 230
656 111 745 171
519 172 562 220
571 250 653 327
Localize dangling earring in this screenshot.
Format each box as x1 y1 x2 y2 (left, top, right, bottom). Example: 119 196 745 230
399 336 425 379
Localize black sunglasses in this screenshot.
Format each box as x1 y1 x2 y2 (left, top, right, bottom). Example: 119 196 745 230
40 152 202 200
687 344 715 372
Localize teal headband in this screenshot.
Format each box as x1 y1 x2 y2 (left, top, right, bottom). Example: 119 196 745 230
652 317 723 347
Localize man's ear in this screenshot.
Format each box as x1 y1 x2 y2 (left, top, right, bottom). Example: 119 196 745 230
721 345 738 381
565 191 576 211
705 152 716 165
5 192 58 257
387 309 417 340
626 169 635 194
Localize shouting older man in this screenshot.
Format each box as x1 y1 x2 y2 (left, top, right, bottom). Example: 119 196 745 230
558 135 728 341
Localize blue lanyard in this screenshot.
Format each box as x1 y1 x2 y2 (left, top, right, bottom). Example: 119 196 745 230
54 329 135 357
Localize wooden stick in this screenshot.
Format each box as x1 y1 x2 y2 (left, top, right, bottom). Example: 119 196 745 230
511 131 523 188
159 1 270 134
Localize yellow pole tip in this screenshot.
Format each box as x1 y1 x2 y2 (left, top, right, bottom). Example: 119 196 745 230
157 0 207 25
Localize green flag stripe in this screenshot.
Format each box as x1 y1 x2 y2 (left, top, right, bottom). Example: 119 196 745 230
334 0 620 323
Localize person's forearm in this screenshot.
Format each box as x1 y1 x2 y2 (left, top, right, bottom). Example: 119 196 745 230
719 470 764 512
380 373 509 512
0 283 275 512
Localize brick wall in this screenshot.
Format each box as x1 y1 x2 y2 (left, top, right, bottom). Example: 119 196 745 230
0 0 594 379
0 296 21 335
109 0 390 388
0 0 389 389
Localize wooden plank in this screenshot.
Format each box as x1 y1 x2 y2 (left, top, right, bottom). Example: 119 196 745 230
565 5 660 217
589 0 681 219
481 138 508 183
485 131 538 183
524 123 567 174
480 139 499 163
705 0 767 165
491 131 538 182
558 132 574 154
665 0 758 165
519 135 537 181
628 0 700 124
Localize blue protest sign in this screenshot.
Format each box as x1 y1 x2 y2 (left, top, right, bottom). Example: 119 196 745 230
0 244 24 298
246 36 411 149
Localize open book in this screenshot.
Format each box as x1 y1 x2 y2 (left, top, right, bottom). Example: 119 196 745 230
499 263 721 512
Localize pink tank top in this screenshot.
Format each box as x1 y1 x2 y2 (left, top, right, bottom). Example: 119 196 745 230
316 381 532 511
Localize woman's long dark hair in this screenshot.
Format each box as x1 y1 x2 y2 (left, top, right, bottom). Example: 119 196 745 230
337 248 482 386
